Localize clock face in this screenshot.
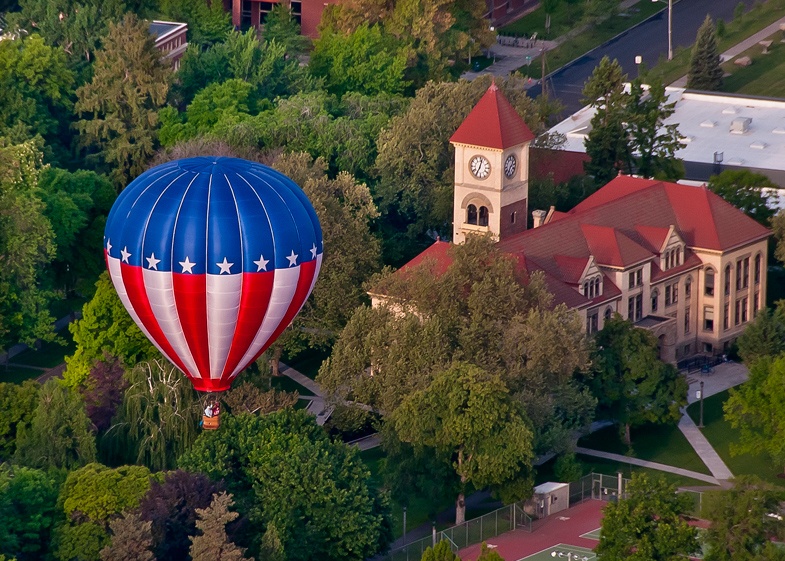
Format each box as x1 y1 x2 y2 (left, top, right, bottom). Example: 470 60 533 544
469 155 491 179
504 154 517 178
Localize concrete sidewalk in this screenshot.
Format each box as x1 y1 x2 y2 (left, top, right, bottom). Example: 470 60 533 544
278 361 334 426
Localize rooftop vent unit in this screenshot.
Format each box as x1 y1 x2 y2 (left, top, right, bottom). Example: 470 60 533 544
730 117 752 134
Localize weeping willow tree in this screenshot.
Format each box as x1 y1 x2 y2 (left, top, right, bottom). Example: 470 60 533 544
105 359 200 470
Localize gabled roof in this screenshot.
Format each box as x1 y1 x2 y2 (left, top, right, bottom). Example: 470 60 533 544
633 225 671 253
580 224 652 268
396 240 452 277
449 83 535 149
553 255 589 284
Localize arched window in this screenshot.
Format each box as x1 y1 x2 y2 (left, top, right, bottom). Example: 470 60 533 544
604 307 613 320
583 282 589 296
478 206 489 227
676 247 682 266
651 289 659 312
725 264 732 296
467 204 477 225
705 268 715 296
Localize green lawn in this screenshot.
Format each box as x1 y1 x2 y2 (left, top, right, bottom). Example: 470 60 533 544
12 328 76 369
506 1 663 80
686 390 785 486
720 35 785 96
577 422 711 475
283 347 331 380
0 366 46 385
644 0 785 86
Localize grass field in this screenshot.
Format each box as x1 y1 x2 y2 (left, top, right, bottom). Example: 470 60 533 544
12 328 76 369
686 390 785 486
577 422 712 475
720 34 785 96
283 347 331 380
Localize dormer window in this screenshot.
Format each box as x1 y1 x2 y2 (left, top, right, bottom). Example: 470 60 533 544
582 276 603 298
663 245 683 270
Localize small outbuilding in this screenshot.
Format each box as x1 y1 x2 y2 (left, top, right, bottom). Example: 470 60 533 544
533 482 569 518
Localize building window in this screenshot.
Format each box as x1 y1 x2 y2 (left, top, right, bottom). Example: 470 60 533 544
628 294 642 321
677 247 682 266
587 312 599 334
629 272 635 289
726 264 732 296
755 253 761 285
704 306 714 331
665 282 678 306
685 308 691 333
723 303 729 331
467 204 477 225
743 257 749 289
742 297 748 323
684 343 691 356
736 261 742 291
604 307 613 321
685 276 692 299
735 299 741 326
703 343 714 354
636 269 643 286
651 289 659 312
754 292 760 316
705 269 714 296
478 206 489 227
510 211 516 224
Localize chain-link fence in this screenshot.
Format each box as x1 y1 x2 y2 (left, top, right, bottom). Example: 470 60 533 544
678 489 704 517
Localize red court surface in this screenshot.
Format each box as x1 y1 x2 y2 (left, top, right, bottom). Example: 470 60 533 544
459 500 606 561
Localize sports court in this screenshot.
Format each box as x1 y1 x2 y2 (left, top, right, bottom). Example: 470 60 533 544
459 500 605 561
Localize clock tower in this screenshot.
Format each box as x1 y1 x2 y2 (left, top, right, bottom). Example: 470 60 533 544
449 82 534 244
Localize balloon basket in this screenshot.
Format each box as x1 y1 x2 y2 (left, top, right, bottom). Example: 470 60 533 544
202 414 220 430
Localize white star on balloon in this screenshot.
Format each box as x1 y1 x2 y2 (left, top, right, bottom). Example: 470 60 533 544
146 253 160 270
310 243 317 258
286 250 298 267
106 239 112 254
254 255 269 272
121 247 131 263
217 257 234 274
179 256 196 274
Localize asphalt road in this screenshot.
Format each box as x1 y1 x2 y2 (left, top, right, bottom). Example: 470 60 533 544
529 0 756 115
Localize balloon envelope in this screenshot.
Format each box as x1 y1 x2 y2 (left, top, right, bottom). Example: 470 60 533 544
103 157 323 392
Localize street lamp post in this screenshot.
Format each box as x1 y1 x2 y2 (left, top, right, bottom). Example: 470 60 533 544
698 380 705 428
652 0 673 61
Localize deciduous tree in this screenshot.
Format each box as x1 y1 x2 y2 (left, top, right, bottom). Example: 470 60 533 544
81 356 127 433
708 170 778 225
189 492 251 561
75 13 169 186
15 378 96 471
420 540 459 561
597 473 699 561
725 355 785 474
591 316 687 445
687 16 723 91
0 380 39 460
773 210 785 265
394 363 534 524
736 301 785 366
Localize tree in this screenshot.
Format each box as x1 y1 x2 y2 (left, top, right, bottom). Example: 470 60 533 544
687 15 723 91
15 378 96 471
420 540 459 561
63 272 157 390
591 315 687 445
773 210 785 266
0 139 57 353
394 363 534 524
100 512 155 561
262 4 309 55
105 359 200 471
158 0 230 46
702 475 785 561
53 463 154 561
179 409 392 561
725 355 785 474
139 470 223 561
708 170 778 225
736 301 785 366
310 25 411 97
190 492 252 561
597 473 699 561
0 465 61 561
476 542 504 561
0 380 39 460
75 13 169 186
81 356 127 433
222 383 298 416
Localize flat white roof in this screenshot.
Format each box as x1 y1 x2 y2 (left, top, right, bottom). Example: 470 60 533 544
549 87 785 173
534 481 568 494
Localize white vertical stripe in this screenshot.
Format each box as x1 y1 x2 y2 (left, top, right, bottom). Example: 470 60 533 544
106 256 181 372
308 254 323 297
233 266 300 376
206 273 243 380
142 269 200 379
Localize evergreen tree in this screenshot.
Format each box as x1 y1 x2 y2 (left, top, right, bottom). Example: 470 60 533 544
75 13 169 186
687 16 723 91
100 512 155 561
15 379 96 470
420 540 459 561
189 492 252 561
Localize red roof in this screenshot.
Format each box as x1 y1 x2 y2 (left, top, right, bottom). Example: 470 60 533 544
449 83 535 149
580 224 652 268
396 240 452 277
634 225 670 253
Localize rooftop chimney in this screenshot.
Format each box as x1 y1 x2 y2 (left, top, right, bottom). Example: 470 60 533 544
532 209 547 228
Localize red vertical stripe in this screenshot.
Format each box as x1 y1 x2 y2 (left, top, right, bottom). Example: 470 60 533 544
172 273 210 386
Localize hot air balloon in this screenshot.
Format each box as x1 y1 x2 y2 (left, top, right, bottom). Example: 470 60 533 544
103 157 323 428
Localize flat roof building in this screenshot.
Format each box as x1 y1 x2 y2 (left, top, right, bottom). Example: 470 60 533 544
149 20 188 70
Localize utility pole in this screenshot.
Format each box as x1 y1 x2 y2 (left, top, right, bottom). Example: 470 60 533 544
541 46 547 99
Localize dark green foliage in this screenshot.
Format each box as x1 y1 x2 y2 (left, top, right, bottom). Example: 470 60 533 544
53 463 155 561
139 470 223 561
736 301 785 366
773 210 785 266
420 540 459 561
591 316 687 445
179 409 392 561
703 476 785 561
100 512 155 561
688 16 724 91
0 465 61 561
707 169 777 225
0 380 39 460
597 473 699 560
553 452 583 482
262 4 309 56
15 378 96 470
158 0 230 46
